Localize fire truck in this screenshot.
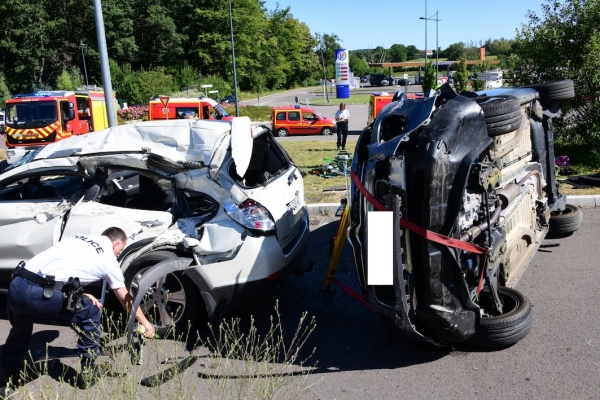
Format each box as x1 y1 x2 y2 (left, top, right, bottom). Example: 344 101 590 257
3 89 117 162
367 92 424 124
148 97 234 121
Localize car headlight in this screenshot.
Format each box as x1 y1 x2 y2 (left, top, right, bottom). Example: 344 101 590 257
225 199 276 234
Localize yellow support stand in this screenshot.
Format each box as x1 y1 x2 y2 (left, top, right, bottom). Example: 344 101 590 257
323 205 350 289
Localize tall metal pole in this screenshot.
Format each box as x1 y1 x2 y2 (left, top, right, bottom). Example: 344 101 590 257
320 40 329 103
435 11 439 81
424 0 428 65
228 0 239 117
80 41 89 86
92 0 117 127
421 10 441 82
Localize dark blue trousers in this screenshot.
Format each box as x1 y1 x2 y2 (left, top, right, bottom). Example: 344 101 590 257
0 276 101 377
336 125 348 149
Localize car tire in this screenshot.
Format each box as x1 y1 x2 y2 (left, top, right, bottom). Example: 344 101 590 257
276 128 288 137
525 79 575 104
321 127 333 136
548 203 582 236
470 287 533 348
125 251 201 338
474 95 522 136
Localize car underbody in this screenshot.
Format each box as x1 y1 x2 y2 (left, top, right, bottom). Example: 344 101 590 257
349 81 580 347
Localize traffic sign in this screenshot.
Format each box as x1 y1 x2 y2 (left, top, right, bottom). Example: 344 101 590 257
162 108 169 115
159 96 170 107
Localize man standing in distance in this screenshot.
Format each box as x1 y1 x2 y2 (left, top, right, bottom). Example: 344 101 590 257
335 103 350 151
0 227 156 391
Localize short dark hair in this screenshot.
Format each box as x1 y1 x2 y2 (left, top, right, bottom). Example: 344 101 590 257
339 103 345 108
102 227 127 243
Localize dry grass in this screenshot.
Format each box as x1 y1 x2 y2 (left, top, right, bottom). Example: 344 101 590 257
279 141 356 204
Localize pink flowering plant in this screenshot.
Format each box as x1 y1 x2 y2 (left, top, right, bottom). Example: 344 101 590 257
118 106 148 121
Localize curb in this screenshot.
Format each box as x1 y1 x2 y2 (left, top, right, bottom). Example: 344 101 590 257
307 195 600 216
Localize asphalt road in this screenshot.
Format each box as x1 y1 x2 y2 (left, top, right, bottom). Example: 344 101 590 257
244 84 422 142
1 207 598 398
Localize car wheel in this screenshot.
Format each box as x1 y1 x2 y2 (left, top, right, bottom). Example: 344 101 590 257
125 251 201 338
525 79 575 104
470 287 533 348
276 128 288 137
321 127 333 136
474 95 522 136
548 203 582 236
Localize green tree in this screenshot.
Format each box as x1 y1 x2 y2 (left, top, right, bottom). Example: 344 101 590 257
512 0 600 148
405 45 420 61
422 61 436 95
56 69 83 91
443 42 466 61
0 73 11 107
453 55 469 92
388 44 407 62
471 60 490 91
349 54 369 77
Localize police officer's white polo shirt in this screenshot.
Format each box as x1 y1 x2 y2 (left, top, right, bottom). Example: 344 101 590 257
24 235 126 289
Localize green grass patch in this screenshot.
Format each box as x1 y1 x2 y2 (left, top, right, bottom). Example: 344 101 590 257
279 140 356 204
554 141 600 195
310 94 372 106
222 105 271 121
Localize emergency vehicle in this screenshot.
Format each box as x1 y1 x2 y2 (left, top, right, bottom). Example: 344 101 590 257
3 89 116 158
148 97 234 121
367 92 423 124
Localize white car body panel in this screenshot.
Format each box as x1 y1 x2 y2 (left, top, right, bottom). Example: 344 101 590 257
60 201 173 246
0 199 69 270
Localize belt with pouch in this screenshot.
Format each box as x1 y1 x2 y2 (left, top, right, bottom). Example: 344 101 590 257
12 261 67 299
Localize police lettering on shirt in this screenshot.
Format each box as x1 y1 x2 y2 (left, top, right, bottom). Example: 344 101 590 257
73 235 105 254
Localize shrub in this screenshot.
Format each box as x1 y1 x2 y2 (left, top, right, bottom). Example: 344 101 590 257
118 106 148 122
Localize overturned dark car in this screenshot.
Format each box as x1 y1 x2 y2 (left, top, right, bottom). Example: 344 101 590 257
349 80 581 348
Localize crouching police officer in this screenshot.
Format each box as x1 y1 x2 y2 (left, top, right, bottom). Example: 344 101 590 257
0 227 155 391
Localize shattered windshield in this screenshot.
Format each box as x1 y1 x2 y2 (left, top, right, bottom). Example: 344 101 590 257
5 101 58 128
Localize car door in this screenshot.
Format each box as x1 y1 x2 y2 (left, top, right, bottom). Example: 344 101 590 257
287 111 302 134
301 111 320 135
0 165 86 285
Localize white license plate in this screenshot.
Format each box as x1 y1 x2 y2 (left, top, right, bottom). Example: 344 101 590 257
287 196 302 215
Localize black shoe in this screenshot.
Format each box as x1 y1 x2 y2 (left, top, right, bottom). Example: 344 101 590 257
77 364 110 390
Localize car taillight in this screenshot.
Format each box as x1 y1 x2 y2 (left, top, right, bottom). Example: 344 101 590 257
225 199 276 234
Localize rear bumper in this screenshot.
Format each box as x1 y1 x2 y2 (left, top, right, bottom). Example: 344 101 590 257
187 210 310 318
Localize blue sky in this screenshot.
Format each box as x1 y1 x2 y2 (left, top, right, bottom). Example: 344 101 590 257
262 0 547 51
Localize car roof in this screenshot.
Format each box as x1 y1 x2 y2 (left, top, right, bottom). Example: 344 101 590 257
272 106 316 112
6 118 262 178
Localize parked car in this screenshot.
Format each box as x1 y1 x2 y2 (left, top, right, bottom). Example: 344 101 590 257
361 75 370 83
221 95 238 104
397 78 413 86
370 74 388 87
0 111 4 134
271 105 336 137
349 80 579 348
0 117 310 335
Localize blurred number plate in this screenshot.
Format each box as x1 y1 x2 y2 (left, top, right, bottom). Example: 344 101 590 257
287 196 302 215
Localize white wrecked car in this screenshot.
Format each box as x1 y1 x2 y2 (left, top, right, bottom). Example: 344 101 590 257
0 117 310 335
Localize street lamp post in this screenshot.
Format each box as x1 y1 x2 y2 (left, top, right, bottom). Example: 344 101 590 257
420 11 441 81
228 0 239 117
80 41 89 86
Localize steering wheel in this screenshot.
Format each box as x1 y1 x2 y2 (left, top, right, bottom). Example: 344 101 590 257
18 182 60 200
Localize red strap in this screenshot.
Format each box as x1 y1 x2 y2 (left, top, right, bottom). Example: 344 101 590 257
351 170 489 292
351 171 486 254
332 278 373 310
